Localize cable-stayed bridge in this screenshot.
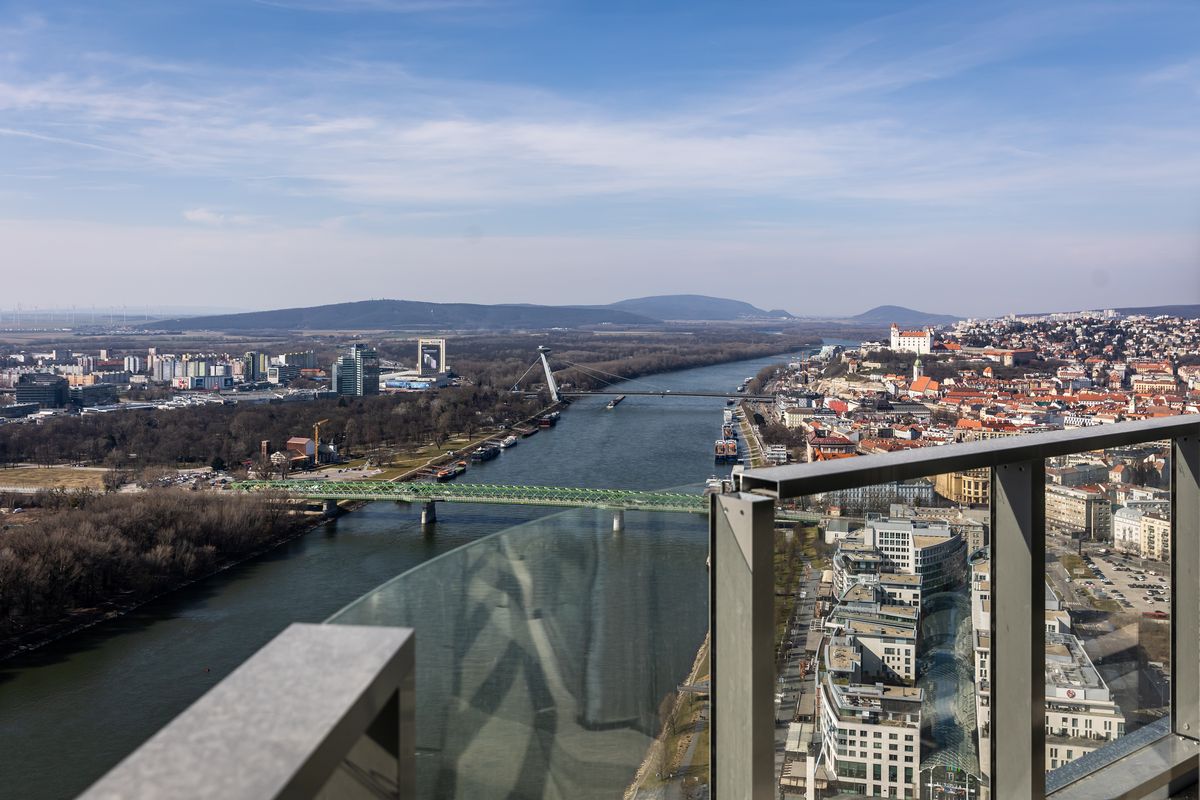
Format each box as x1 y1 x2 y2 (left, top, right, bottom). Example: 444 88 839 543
509 346 774 402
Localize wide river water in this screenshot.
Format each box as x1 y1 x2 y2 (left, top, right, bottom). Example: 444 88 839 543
0 347 843 799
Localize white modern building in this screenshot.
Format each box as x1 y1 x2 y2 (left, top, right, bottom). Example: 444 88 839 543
865 518 968 593
971 559 992 783
817 636 923 798
879 573 922 610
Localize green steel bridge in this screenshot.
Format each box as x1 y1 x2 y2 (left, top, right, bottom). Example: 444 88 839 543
232 479 824 525
235 480 708 514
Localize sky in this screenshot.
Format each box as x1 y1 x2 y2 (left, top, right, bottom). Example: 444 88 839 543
1 0 1199 318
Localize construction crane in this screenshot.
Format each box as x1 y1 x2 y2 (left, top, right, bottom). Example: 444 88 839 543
313 419 330 464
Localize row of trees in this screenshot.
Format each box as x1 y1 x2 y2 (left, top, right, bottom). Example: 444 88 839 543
0 331 816 470
0 491 309 641
380 330 818 393
0 385 545 470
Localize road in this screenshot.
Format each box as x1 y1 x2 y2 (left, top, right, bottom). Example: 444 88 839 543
774 563 821 785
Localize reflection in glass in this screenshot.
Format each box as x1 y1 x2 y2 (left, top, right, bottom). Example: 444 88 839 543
329 505 708 799
1043 441 1171 785
780 482 987 799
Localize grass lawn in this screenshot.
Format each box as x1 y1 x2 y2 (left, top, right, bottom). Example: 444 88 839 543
1059 552 1095 579
0 467 106 490
1088 595 1122 612
363 429 519 480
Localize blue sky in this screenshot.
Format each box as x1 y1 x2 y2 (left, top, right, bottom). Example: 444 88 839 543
1 0 1198 316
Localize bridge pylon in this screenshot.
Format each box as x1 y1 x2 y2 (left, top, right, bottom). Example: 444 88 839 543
421 500 437 526
538 346 560 404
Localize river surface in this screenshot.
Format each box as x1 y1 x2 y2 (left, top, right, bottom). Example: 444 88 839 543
0 347 844 799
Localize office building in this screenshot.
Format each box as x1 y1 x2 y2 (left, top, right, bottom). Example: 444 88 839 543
268 365 301 385
332 344 380 396
418 338 448 376
1044 630 1126 770
70 384 118 407
14 373 69 408
934 468 990 505
243 351 271 382
866 518 968 593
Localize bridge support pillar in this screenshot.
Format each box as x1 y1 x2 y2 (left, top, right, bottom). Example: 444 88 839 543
323 499 340 518
612 509 624 533
421 501 437 526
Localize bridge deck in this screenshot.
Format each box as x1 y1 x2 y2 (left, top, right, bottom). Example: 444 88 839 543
234 480 825 520
560 390 774 401
235 480 709 513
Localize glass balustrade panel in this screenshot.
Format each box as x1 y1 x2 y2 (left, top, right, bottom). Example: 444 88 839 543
784 476 987 800
328 503 710 800
1043 440 1172 791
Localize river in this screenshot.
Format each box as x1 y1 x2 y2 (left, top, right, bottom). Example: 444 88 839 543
0 348 839 799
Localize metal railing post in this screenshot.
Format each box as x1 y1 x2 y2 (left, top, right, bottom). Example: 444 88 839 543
992 459 1046 799
1174 433 1200 739
710 492 775 800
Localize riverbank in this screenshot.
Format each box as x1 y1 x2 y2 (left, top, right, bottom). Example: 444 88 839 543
0 494 319 662
0 395 590 663
626 635 711 799
377 401 567 482
2 394 573 662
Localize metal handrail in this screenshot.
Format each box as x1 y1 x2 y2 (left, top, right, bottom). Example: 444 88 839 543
738 415 1199 498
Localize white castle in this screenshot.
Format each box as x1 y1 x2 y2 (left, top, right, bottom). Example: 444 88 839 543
889 323 933 355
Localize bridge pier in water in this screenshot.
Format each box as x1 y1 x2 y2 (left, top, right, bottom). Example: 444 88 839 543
421 501 437 526
322 499 340 518
611 509 624 533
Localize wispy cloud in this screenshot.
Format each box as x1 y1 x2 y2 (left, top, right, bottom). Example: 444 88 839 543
1141 57 1200 96
251 0 500 13
1 3 1193 216
182 208 259 226
0 1 1197 312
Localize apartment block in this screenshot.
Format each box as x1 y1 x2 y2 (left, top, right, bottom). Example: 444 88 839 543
1045 484 1113 541
817 636 923 798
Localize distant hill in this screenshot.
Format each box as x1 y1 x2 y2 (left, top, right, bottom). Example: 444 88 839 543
605 294 793 320
155 299 657 331
1017 304 1200 319
850 305 960 326
1113 304 1200 319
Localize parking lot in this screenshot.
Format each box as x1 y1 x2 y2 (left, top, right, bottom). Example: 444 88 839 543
1057 542 1171 616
